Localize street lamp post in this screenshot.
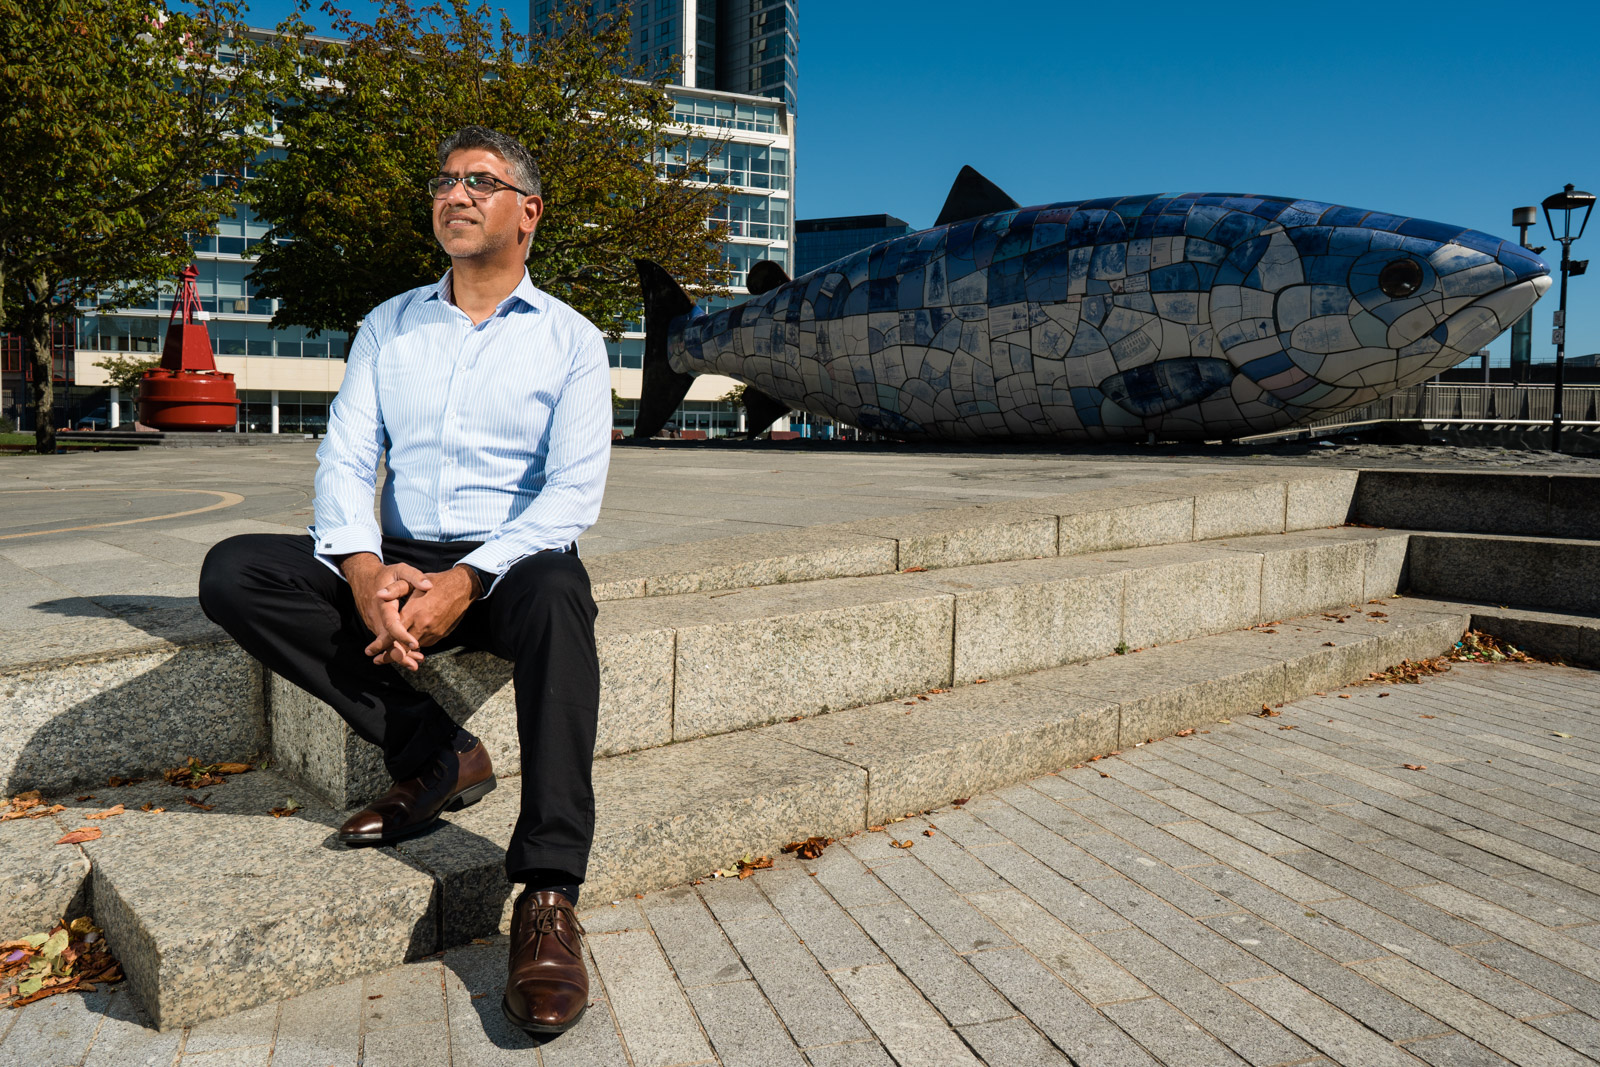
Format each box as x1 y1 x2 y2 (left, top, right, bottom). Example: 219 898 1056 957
1509 206 1544 383
1541 184 1594 452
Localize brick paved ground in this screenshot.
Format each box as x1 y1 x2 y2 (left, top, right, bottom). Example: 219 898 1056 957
8 659 1600 1066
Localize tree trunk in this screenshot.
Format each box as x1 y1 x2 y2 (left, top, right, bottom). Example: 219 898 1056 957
24 276 56 454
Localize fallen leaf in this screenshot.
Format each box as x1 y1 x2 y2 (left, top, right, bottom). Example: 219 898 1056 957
84 805 124 820
1378 692 1390 698
56 828 101 845
1402 763 1427 771
183 797 214 811
1315 692 1326 696
139 803 165 813
1100 772 1110 778
867 825 884 832
1260 629 1278 634
105 777 143 788
951 797 969 806
1338 694 1351 699
75 796 94 802
1420 714 1435 719
213 763 252 775
1279 724 1296 730
902 566 927 572
1175 728 1195 737
735 854 773 878
269 801 301 818
1323 641 1336 647
889 839 914 849
1367 611 1388 618
974 678 988 684
781 836 833 859
922 829 934 837
368 994 383 1000
1554 732 1574 738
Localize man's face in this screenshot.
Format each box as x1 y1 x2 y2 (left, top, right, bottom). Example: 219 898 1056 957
431 148 543 264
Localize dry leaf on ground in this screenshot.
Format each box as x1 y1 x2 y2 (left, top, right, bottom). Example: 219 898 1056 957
781 836 833 859
1 916 122 1007
735 854 773 879
1402 763 1427 771
1 792 67 822
183 797 215 811
55 828 102 845
889 839 914 849
84 805 124 820
162 757 252 790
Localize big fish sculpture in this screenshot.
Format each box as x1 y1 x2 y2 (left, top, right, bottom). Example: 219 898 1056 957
634 167 1551 441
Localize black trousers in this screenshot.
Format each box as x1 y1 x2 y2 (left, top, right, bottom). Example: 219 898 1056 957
198 533 600 883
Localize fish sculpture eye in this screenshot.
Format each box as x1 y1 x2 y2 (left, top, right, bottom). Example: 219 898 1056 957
1378 257 1425 298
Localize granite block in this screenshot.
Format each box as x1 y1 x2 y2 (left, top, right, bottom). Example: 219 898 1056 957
586 527 897 599
1468 607 1600 666
1216 533 1366 621
1285 469 1358 530
1407 534 1600 613
773 680 1118 825
0 815 90 935
76 770 437 1030
1192 477 1288 540
669 576 955 739
269 674 386 810
907 558 1125 682
1355 470 1552 535
271 613 677 808
399 731 867 929
1549 475 1600 540
835 504 1058 571
1028 636 1284 744
1057 495 1195 556
1 642 265 797
1117 545 1262 648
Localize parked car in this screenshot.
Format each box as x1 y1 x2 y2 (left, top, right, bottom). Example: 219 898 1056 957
75 407 111 430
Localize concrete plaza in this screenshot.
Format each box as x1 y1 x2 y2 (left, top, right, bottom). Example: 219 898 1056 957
6 658 1600 1066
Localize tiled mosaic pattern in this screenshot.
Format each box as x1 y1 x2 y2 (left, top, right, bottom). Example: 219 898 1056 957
669 194 1552 440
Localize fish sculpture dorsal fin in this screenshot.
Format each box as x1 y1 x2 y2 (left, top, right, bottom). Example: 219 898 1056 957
746 260 791 296
934 165 1021 227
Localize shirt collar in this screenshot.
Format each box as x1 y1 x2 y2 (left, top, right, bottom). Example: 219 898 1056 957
428 268 544 317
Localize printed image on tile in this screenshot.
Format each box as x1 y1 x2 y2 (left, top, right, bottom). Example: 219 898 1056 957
634 166 1551 442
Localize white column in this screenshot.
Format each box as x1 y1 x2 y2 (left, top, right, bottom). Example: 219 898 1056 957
270 390 280 434
109 387 120 429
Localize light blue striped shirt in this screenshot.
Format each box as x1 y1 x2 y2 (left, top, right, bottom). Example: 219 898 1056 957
311 269 612 591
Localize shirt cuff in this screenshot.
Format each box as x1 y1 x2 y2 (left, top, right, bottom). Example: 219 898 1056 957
309 525 385 579
454 544 532 599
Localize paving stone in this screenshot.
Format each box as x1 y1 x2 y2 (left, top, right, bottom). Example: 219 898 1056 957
1079 880 1266 984
586 929 713 1067
868 857 1011 953
1087 925 1315 1067
435 941 566 1067
800 1043 897 1067
1185 867 1375 964
267 974 361 1067
0 990 109 1067
964 800 1115 884
1118 546 1263 649
1229 976 1433 1067
955 1017 1069 1066
967 890 1148 1005
642 886 750 987
1204 913 1443 1041
686 980 809 1067
964 949 1159 1067
752 865 886 972
833 503 1057 572
359 1022 448 1067
1072 834 1236 919
804 842 898 908
1352 956 1593 1067
1164 820 1333 902
181 1000 281 1052
1412 883 1600 979
828 964 984 1067
80 988 184 1067
1463 936 1600 1018
180 1046 271 1066
964 846 1130 935
1401 1033 1517 1067
0 814 90 939
720 916 872 1047
849 903 1013 1026
902 821 1009 894
1529 1011 1600 1062
1099 995 1248 1066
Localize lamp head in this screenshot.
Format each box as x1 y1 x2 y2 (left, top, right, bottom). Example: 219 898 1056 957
1542 184 1595 244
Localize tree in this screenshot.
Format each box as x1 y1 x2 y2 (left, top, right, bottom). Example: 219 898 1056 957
92 353 163 398
249 0 730 342
0 0 300 453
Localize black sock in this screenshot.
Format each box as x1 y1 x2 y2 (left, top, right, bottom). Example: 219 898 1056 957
450 725 479 753
514 868 581 907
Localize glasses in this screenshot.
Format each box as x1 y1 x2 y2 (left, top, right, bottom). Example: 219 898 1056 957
427 173 530 200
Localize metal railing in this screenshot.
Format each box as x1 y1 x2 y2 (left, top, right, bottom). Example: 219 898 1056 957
1305 383 1600 431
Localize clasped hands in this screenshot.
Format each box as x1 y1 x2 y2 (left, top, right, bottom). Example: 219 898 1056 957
340 553 478 670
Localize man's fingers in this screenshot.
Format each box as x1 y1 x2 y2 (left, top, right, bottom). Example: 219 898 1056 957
380 599 419 650
375 579 412 602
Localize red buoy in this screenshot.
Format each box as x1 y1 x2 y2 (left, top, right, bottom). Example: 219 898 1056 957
138 264 239 431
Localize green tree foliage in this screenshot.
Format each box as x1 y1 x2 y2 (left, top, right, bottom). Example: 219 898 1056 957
250 0 730 342
0 0 299 453
92 353 163 397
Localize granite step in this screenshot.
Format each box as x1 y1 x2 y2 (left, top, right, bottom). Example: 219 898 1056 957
274 523 1414 807
1405 532 1600 615
14 597 1471 1029
1 467 1358 801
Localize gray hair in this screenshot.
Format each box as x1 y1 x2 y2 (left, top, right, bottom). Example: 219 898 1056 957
436 125 541 198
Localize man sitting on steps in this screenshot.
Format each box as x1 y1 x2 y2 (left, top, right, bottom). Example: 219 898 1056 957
198 124 612 1038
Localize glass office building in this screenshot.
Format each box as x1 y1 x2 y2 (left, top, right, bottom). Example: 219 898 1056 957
795 214 912 276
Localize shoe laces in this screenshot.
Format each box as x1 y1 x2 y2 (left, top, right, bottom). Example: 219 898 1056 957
525 899 585 959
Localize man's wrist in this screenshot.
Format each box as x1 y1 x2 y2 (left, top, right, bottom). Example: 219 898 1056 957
338 552 383 582
454 563 488 600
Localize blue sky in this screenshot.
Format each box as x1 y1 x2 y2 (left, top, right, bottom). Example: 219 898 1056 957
246 0 1600 361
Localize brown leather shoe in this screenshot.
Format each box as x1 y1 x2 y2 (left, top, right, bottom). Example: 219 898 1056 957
336 739 495 846
502 890 589 1035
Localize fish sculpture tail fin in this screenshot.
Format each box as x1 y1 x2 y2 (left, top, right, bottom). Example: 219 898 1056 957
632 259 697 440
